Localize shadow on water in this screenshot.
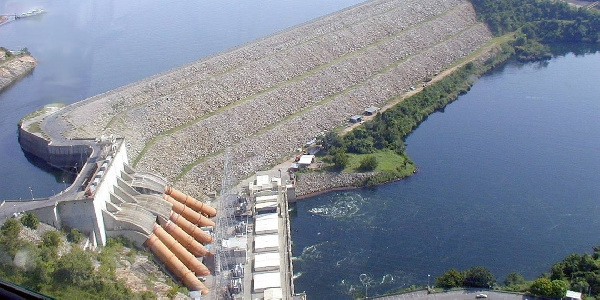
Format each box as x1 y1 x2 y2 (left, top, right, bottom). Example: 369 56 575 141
22 151 76 185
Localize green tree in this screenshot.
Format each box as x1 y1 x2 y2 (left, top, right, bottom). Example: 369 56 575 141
0 218 23 256
435 269 465 288
530 278 553 297
20 213 39 230
67 228 84 243
330 149 349 170
358 155 378 171
550 280 568 298
55 248 93 285
320 131 343 153
464 266 495 288
504 272 525 287
42 231 62 249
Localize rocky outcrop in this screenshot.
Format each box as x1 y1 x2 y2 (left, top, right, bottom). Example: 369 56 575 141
0 51 36 92
295 172 376 197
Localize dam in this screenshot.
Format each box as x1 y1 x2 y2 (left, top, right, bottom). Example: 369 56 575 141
4 0 496 298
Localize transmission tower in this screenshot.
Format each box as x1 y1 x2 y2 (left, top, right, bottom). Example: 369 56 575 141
214 149 240 299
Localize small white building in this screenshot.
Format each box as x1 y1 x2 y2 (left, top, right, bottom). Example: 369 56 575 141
253 271 281 293
255 213 279 235
364 106 379 115
297 155 315 167
566 290 582 300
254 252 281 272
254 234 280 252
350 115 363 123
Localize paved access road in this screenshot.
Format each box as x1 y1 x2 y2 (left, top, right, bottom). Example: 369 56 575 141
373 290 536 300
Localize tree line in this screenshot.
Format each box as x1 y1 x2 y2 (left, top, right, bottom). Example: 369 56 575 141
433 246 600 298
472 0 600 61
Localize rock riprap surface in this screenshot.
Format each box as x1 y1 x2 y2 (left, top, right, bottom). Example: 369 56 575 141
47 0 493 195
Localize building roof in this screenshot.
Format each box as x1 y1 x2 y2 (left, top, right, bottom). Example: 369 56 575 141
365 106 379 113
256 194 278 203
264 288 283 300
253 271 281 292
256 201 278 211
222 236 247 249
256 175 270 186
566 290 582 300
254 234 279 252
255 213 279 234
298 155 314 165
254 252 281 271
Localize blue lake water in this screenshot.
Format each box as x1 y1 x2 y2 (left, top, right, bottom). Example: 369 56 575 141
291 52 600 299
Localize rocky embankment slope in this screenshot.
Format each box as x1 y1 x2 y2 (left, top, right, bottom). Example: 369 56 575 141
0 49 36 92
48 0 494 196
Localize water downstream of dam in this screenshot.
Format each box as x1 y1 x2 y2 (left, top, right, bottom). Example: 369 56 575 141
291 51 600 298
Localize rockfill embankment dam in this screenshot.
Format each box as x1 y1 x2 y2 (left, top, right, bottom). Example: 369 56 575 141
34 0 494 197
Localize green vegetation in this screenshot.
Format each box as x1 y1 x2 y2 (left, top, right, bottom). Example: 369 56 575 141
430 247 600 298
472 0 600 61
314 0 600 188
530 278 568 298
66 228 84 244
435 266 495 289
0 219 156 299
20 213 39 230
436 269 465 289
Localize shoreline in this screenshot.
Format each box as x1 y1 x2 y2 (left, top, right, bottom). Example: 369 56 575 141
0 51 37 93
294 169 417 200
289 38 511 202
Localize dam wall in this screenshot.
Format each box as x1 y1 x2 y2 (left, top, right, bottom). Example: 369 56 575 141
18 125 92 169
48 0 494 197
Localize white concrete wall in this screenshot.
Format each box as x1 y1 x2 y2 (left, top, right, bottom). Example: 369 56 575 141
92 141 129 246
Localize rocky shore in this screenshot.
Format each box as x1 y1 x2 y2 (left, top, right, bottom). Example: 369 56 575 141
43 0 494 197
294 172 377 198
0 50 36 92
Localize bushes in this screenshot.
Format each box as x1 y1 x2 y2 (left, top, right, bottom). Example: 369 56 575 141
0 218 23 256
434 266 495 289
530 278 567 298
21 213 39 230
67 228 84 243
358 156 378 171
436 269 465 288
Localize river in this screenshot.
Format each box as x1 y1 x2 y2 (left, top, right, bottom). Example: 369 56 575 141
290 51 600 298
0 0 364 200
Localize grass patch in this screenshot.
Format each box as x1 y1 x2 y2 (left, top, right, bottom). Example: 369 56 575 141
343 149 405 173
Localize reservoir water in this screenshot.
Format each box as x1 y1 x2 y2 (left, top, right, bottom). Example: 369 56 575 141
0 0 364 200
291 52 600 298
